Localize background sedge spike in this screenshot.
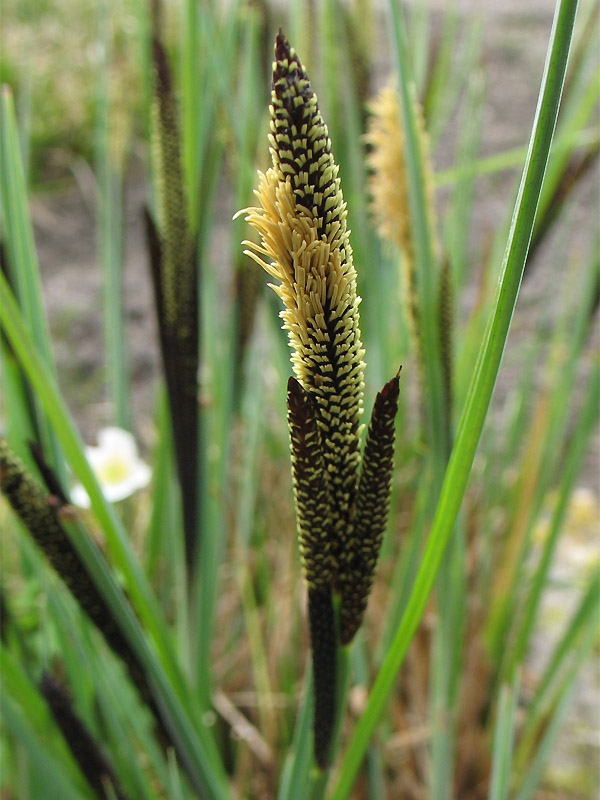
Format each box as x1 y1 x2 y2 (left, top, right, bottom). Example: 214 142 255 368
340 373 401 645
0 438 172 754
147 34 199 572
438 256 454 453
40 672 130 800
366 86 437 417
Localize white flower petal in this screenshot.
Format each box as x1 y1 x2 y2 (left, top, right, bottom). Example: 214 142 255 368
97 427 138 460
84 446 104 470
71 483 91 508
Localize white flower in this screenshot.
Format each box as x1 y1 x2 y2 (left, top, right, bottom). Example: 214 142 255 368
71 427 151 508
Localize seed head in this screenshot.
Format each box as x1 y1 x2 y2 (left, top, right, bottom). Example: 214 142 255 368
241 31 366 560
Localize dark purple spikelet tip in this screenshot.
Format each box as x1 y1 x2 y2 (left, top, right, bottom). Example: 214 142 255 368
287 376 312 418
379 372 401 406
272 30 312 110
274 28 291 64
287 375 304 409
152 37 172 94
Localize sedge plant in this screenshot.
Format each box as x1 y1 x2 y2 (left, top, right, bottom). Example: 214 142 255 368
1 1 597 798
239 31 400 768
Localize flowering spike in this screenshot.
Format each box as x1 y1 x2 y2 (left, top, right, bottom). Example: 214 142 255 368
438 256 454 440
242 32 365 568
40 672 128 800
366 86 437 412
239 32 403 767
340 374 400 644
147 35 199 571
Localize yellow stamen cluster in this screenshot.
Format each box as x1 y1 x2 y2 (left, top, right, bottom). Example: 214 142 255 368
366 86 412 255
366 85 437 409
366 84 436 259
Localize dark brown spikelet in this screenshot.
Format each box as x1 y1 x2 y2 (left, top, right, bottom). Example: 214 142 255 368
287 377 333 588
40 672 129 800
340 374 400 644
29 441 69 504
233 260 262 398
527 144 599 271
307 586 337 769
147 35 199 572
0 439 170 751
438 256 454 450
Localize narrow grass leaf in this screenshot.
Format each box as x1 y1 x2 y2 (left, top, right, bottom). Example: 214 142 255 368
515 567 600 769
488 671 520 800
514 612 597 800
278 667 314 800
510 359 599 670
0 87 65 482
388 0 447 475
94 2 130 429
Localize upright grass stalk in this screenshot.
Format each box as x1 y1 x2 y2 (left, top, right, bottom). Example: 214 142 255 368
0 88 66 485
189 2 242 708
231 6 267 397
330 0 579 794
408 0 432 96
95 1 130 430
381 6 461 793
489 357 599 693
513 567 600 780
443 65 485 291
515 596 598 800
486 252 599 674
488 671 520 800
